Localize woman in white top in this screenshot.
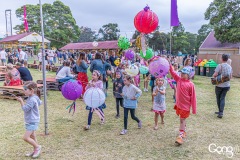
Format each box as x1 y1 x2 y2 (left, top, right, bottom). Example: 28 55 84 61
56 61 74 83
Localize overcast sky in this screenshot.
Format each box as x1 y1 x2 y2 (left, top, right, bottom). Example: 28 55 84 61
0 0 213 38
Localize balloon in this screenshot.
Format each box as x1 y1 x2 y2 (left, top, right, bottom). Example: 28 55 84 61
149 57 169 78
125 64 139 76
139 65 149 74
140 48 154 60
117 37 130 50
114 58 121 66
61 80 83 100
83 87 106 108
125 50 135 60
92 41 98 47
185 66 195 78
134 6 159 34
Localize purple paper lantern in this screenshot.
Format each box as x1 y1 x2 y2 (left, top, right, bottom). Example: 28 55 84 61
61 80 83 100
125 50 135 60
149 57 169 78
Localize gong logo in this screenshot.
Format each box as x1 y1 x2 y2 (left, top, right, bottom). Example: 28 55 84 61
208 143 239 158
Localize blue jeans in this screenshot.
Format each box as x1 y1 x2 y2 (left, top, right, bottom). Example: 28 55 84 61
88 107 104 125
57 76 73 83
215 86 230 115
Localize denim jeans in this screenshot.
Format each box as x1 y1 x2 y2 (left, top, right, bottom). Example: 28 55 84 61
124 108 140 129
57 76 73 83
215 86 230 115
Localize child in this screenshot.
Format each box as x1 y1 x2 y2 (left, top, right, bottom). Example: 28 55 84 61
120 75 142 135
84 70 106 130
152 78 166 130
113 71 124 118
169 64 197 145
16 82 42 158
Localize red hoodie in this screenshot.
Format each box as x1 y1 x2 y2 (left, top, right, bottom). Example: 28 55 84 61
170 66 197 114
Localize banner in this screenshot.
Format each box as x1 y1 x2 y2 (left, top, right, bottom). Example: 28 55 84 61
171 0 180 26
24 5 29 31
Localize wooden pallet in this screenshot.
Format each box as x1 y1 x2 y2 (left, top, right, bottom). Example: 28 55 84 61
0 72 6 81
0 66 6 72
28 64 38 69
0 84 44 100
37 78 60 91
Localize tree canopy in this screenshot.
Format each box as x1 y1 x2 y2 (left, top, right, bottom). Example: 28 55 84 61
205 0 240 43
98 23 120 41
78 27 97 42
14 0 80 48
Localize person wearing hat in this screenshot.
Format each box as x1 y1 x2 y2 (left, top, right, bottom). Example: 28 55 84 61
0 48 8 66
4 63 22 86
15 62 33 82
169 64 197 145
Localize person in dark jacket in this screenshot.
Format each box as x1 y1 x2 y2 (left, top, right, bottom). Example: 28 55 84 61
15 62 33 82
113 71 124 118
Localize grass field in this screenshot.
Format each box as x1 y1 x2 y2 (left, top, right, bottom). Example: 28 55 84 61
0 68 240 160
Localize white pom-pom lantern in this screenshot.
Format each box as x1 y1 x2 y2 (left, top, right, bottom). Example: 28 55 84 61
125 64 139 76
92 41 98 47
83 87 105 108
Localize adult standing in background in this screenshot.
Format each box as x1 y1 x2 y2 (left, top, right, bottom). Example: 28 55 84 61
0 48 8 66
76 52 89 95
37 50 42 71
109 51 118 80
19 48 26 64
226 54 232 66
212 54 232 118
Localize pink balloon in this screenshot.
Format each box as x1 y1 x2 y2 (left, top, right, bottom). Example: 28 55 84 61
149 57 169 78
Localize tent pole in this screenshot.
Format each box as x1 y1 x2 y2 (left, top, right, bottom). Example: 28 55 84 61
40 0 48 135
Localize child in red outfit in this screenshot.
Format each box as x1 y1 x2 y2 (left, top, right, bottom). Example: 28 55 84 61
169 64 197 145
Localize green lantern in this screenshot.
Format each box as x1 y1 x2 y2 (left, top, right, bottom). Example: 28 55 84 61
118 37 130 50
140 48 154 60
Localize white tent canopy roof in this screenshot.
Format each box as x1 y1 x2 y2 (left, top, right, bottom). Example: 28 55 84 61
18 32 50 43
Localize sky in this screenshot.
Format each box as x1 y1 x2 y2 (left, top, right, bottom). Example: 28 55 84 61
0 0 213 38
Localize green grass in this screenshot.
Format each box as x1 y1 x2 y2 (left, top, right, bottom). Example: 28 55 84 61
0 68 240 160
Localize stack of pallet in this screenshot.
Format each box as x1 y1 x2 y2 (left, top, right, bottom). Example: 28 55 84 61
37 78 60 91
0 66 6 72
27 64 38 69
0 72 6 81
0 84 44 100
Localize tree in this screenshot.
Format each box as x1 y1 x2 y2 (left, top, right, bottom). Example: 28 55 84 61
185 32 197 54
78 27 97 42
148 31 169 53
171 23 189 54
14 0 80 48
196 24 213 52
98 23 120 41
205 0 240 43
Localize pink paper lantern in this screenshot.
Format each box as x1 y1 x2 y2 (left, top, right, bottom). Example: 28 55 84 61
149 57 169 78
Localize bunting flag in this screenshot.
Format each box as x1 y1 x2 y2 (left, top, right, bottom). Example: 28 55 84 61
24 5 29 32
171 0 180 26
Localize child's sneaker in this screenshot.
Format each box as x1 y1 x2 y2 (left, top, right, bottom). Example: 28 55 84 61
84 125 90 130
32 145 41 158
175 136 184 145
138 121 142 129
120 129 127 135
25 151 34 157
115 115 120 119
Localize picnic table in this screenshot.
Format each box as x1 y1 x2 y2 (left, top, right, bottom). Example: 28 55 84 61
0 72 6 81
37 78 60 91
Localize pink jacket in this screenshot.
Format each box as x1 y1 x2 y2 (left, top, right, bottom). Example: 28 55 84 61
170 66 197 114
86 80 103 90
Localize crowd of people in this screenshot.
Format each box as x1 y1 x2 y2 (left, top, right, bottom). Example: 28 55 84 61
0 47 233 158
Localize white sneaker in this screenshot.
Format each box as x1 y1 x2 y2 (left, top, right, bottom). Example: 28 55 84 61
120 129 127 135
25 151 34 157
32 145 41 158
143 88 146 92
146 89 148 92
